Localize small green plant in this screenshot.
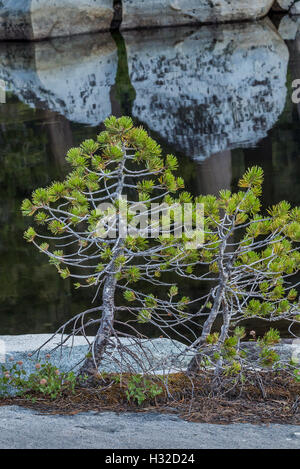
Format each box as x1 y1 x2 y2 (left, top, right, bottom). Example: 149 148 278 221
258 328 281 346
258 347 280 368
293 369 300 382
0 357 76 399
125 374 163 405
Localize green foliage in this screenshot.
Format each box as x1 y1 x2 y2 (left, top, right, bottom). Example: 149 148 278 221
259 347 280 367
234 327 246 340
293 369 300 382
126 266 141 283
238 166 264 190
206 332 219 345
35 211 49 225
168 286 178 299
224 361 242 376
145 294 157 308
21 199 36 216
166 154 179 171
48 220 66 235
259 329 281 346
0 358 76 399
23 227 36 242
123 290 136 302
125 374 163 405
178 296 190 311
137 309 152 324
137 179 155 193
32 188 51 206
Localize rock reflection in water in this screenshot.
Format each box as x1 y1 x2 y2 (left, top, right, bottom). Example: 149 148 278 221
0 33 118 126
123 19 289 160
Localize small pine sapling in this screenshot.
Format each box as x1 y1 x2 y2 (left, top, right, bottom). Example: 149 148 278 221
22 117 202 382
185 167 300 384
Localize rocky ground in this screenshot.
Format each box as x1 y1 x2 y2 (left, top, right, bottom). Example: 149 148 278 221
1 334 299 389
0 405 299 449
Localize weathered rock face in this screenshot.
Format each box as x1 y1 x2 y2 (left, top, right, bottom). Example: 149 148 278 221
0 335 190 380
0 33 118 125
0 0 279 39
272 0 295 11
1 335 299 389
273 0 300 13
0 0 114 40
291 1 300 14
278 14 300 40
121 0 274 30
0 1 32 40
123 19 289 161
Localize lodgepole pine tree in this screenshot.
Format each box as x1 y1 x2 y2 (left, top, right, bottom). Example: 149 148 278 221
21 117 202 382
186 167 300 382
22 117 300 389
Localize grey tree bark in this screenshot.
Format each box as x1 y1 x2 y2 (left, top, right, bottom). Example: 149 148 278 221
77 150 126 383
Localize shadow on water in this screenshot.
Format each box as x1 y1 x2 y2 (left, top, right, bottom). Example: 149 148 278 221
0 18 299 338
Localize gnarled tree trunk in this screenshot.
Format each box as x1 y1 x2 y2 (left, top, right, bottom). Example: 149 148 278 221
77 272 118 383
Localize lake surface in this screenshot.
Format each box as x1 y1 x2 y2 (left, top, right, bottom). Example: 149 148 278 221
0 18 299 337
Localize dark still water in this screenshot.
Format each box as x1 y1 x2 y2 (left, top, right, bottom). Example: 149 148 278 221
0 18 299 336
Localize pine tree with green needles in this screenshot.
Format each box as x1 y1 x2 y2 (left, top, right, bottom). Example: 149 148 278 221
22 116 201 382
22 118 300 390
186 166 300 384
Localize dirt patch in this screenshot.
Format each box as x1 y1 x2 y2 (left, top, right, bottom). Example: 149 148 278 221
0 372 299 425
